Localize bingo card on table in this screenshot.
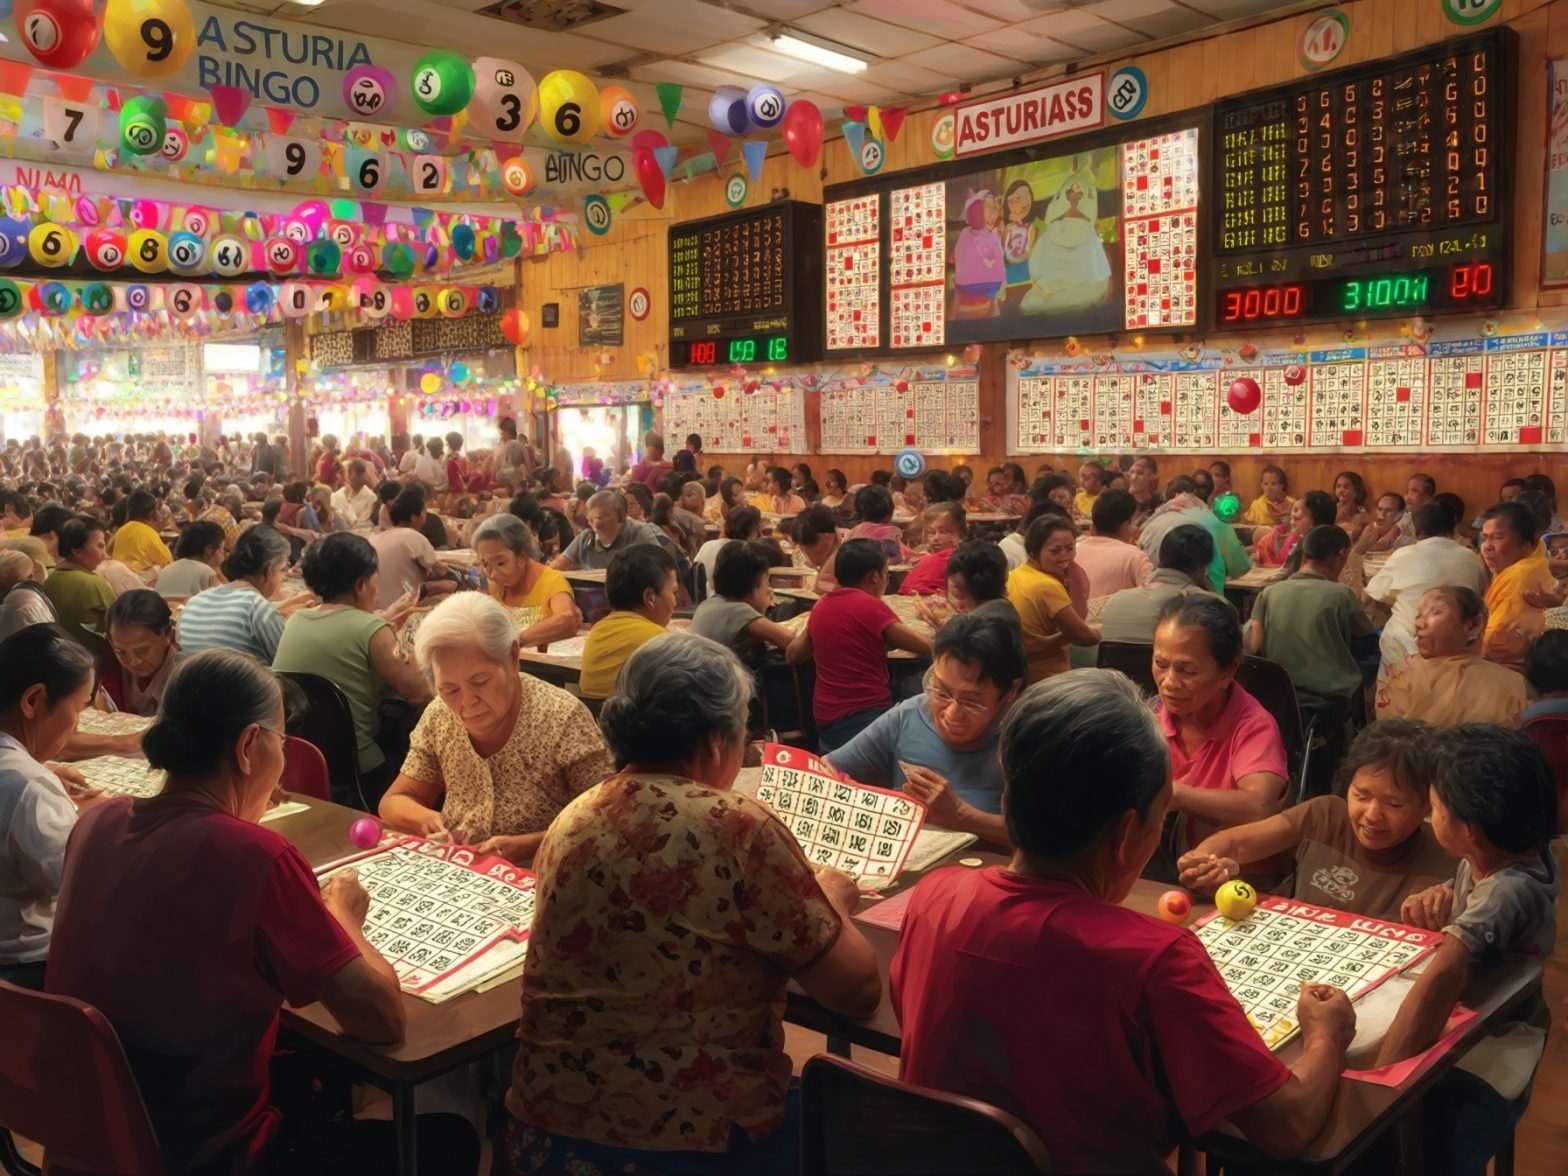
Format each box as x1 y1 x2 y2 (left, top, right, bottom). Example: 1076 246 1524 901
75 710 153 737
318 838 538 1000
72 755 166 798
754 744 926 890
1193 895 1440 1050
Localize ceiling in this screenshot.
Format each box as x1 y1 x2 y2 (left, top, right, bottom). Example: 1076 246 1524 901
256 0 1303 146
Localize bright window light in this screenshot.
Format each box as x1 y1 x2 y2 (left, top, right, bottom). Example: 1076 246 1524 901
769 32 870 75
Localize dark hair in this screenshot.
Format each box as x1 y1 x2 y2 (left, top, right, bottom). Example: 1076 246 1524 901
672 451 696 474
30 502 72 539
174 520 226 561
795 504 837 547
1333 717 1431 800
1003 461 1027 490
1501 477 1528 495
1434 492 1467 528
870 469 891 487
650 492 677 529
0 623 96 711
282 480 307 505
712 539 770 599
1090 488 1137 534
107 588 173 636
376 481 401 506
1023 514 1075 560
623 482 654 517
1430 724 1557 854
946 539 1008 604
389 486 427 527
260 498 282 525
1481 500 1539 547
834 537 888 589
1192 469 1214 501
57 516 105 560
1157 523 1214 578
1525 629 1568 697
1301 524 1350 563
825 468 847 493
925 470 964 505
724 505 762 541
1018 499 1069 535
1378 491 1407 515
1261 464 1288 491
855 484 895 523
222 524 289 581
1300 489 1336 528
934 612 1026 694
1334 471 1368 507
1523 473 1557 509
926 500 966 534
1031 473 1074 505
0 489 29 519
301 531 378 601
719 477 744 510
1156 593 1242 667
1411 500 1456 539
1164 474 1197 498
1077 461 1104 486
605 543 676 611
126 488 158 521
684 432 702 450
142 649 286 778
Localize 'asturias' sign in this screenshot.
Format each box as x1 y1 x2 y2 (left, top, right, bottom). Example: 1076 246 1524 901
954 74 1105 158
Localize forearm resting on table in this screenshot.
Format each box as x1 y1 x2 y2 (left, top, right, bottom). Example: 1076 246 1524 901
378 777 444 830
1173 774 1285 824
795 921 882 1019
1376 937 1469 1066
318 944 406 1044
945 805 1010 847
1229 1034 1345 1158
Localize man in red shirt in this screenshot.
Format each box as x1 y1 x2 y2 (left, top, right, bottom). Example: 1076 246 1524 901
891 669 1355 1173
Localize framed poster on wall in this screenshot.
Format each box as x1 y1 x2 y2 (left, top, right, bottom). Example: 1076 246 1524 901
1545 59 1568 287
579 284 624 346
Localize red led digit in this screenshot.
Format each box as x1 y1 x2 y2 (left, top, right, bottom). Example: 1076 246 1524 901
1284 285 1302 314
1222 290 1243 322
690 342 717 364
1451 263 1493 300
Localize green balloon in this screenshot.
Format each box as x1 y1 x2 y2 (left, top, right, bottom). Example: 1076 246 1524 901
330 199 361 220
307 240 342 275
0 278 20 320
411 51 475 117
500 223 523 259
120 96 168 157
1214 491 1241 523
383 243 415 278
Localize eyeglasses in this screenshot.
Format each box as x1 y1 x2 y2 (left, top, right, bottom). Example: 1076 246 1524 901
923 670 995 718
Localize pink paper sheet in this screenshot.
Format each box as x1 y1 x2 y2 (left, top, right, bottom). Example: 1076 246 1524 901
1343 1006 1479 1088
855 884 920 932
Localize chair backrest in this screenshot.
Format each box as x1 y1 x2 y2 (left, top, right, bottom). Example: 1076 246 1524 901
1095 640 1156 695
279 735 330 801
801 1055 1051 1176
0 980 165 1175
277 671 363 809
1234 653 1306 770
1522 714 1568 836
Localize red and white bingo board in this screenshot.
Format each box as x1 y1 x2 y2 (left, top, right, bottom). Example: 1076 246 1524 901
825 195 880 351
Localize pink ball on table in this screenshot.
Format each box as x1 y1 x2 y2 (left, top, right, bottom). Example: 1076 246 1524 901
348 817 382 849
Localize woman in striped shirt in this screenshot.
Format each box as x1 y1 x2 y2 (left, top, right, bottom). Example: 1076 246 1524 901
177 527 311 663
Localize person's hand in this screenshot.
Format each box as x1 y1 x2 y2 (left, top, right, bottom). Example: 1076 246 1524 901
899 763 967 829
321 870 371 928
411 811 454 842
46 762 87 789
1176 851 1238 895
813 865 861 915
913 596 950 630
379 593 421 628
111 731 146 757
472 832 546 864
1399 882 1455 931
1523 584 1566 610
1296 983 1356 1053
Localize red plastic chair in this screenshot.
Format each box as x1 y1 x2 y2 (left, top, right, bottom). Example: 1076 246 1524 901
1521 714 1568 836
0 979 164 1175
278 735 330 802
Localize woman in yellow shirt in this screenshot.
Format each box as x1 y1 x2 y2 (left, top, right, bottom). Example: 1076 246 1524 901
111 489 172 573
578 544 679 699
474 513 581 648
1243 464 1295 528
1006 516 1100 682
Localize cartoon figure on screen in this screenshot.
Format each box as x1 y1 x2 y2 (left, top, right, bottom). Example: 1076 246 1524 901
953 189 1005 317
1022 157 1112 314
1001 179 1038 296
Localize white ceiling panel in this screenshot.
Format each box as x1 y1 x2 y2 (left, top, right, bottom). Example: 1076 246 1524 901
581 12 742 58
1127 6 1215 38
1085 0 1185 20
1181 0 1301 15
845 0 1006 41
696 42 851 88
962 28 1081 66
901 43 1029 80
952 0 1070 20
627 59 762 89
793 9 945 56
856 59 959 94
729 0 840 19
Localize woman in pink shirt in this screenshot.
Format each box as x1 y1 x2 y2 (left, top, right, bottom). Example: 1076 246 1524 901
1152 594 1288 852
846 485 914 563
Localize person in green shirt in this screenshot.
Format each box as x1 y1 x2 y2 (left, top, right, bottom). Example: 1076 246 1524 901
43 517 116 651
578 545 678 699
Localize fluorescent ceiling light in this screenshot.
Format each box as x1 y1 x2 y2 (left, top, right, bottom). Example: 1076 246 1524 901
769 30 871 74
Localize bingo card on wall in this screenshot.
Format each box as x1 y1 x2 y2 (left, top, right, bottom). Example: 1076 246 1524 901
1483 346 1548 447
889 183 946 349
818 378 979 454
826 195 880 351
1426 347 1485 448
1365 352 1429 449
660 386 806 453
1120 128 1200 329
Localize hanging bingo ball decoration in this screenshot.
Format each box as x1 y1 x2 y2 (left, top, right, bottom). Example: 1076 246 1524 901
438 287 467 318
15 0 100 69
450 223 476 260
79 281 114 314
1283 364 1307 387
306 239 342 276
264 237 301 275
708 87 747 135
0 219 29 267
35 281 69 314
475 286 499 314
212 288 234 314
342 64 397 119
746 85 785 130
1226 375 1261 415
0 278 22 318
27 221 75 267
470 58 535 142
538 69 600 144
501 307 529 346
599 84 640 138
84 229 126 271
895 448 927 479
278 281 312 317
1213 491 1242 524
166 230 206 275
119 94 168 156
121 283 152 312
244 282 274 314
410 49 474 117
382 242 415 279
345 243 378 275
501 157 534 198
103 0 197 79
210 234 251 278
160 126 190 162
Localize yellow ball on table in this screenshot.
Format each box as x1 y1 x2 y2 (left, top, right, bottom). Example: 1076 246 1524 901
1215 879 1258 921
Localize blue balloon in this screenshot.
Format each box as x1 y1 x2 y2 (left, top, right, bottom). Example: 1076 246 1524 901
476 286 498 314
38 282 70 315
123 284 152 313
0 218 29 267
707 88 747 136
895 448 926 479
213 290 235 314
746 85 785 130
244 282 275 314
450 223 476 260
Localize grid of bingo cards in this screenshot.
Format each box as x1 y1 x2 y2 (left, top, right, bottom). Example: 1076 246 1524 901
1427 354 1484 447
744 387 806 451
1132 373 1170 448
889 183 946 349
818 387 873 451
323 841 538 995
826 196 880 351
913 382 949 451
1245 369 1305 450
73 755 166 798
1120 129 1200 329
1365 356 1428 449
75 710 153 737
1052 376 1096 451
1093 374 1137 450
1307 363 1367 448
1549 350 1568 445
754 764 925 889
1171 372 1219 449
1217 378 1261 449
1482 350 1548 447
1194 899 1436 1051
1014 376 1057 452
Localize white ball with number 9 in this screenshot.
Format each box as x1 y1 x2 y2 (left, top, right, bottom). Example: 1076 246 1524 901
470 58 536 143
210 234 250 278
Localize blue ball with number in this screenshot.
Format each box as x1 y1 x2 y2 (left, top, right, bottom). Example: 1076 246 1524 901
895 448 926 479
0 219 27 267
244 282 274 314
746 85 785 130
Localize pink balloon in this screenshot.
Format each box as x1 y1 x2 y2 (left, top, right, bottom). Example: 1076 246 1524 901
782 100 824 170
1226 376 1262 415
389 287 416 320
634 148 666 210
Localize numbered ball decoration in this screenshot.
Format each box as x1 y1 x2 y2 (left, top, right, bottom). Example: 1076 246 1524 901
475 286 499 314
0 279 21 319
0 219 26 267
1283 364 1307 387
118 283 149 313
84 229 126 271
306 239 342 276
382 242 415 279
212 288 234 314
412 287 437 319
127 228 167 273
895 449 927 479
158 125 189 162
278 281 312 318
345 244 377 275
15 0 100 69
264 237 301 274
746 85 785 130
119 94 168 156
1156 890 1192 925
1215 879 1258 921
1226 376 1261 415
36 281 69 314
209 234 250 278
165 230 206 275
27 222 75 267
501 308 530 346
500 157 534 198
450 223 476 261
1213 491 1242 524
355 280 389 319
244 282 273 314
438 287 467 318
707 87 747 136
103 0 196 78
599 84 640 138
79 281 114 314
537 69 600 144
179 207 210 237
165 282 203 317
342 64 396 119
470 57 535 142
327 220 358 249
410 49 474 117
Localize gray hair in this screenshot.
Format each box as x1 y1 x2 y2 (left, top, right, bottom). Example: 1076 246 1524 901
0 549 34 592
472 512 539 561
219 486 245 514
1000 669 1169 861
587 489 626 518
599 632 753 767
413 592 518 673
143 649 282 780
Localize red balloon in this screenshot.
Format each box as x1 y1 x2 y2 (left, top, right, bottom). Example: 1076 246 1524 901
630 129 668 153
1227 376 1262 415
1283 364 1306 386
782 100 824 170
634 148 666 211
501 307 530 346
15 0 99 70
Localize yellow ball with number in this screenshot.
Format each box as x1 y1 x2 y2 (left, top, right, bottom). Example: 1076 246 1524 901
27 222 76 268
1215 879 1258 921
537 70 600 145
126 228 168 274
103 0 196 79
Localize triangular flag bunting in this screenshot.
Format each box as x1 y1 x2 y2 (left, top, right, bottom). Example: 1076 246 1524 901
207 85 252 127
706 129 732 167
741 140 767 184
653 144 679 180
55 74 94 104
0 61 34 98
266 107 296 135
866 106 883 139
842 119 865 160
655 82 683 129
844 105 868 123
881 106 908 142
164 94 200 125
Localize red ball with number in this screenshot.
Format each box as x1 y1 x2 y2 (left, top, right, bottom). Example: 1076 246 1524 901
263 237 301 275
1283 364 1306 387
345 244 378 275
15 0 99 69
1226 376 1261 415
84 230 126 272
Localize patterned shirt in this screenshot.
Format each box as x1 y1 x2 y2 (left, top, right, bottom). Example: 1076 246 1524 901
508 772 843 1152
400 674 611 842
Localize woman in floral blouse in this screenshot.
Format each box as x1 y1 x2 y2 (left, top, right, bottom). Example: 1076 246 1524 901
506 632 882 1175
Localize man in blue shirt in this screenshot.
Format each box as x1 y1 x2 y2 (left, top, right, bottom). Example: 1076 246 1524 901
828 612 1023 846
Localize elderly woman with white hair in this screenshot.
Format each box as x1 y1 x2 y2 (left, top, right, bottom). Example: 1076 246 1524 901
505 632 881 1175
378 592 611 863
472 512 580 646
0 546 56 641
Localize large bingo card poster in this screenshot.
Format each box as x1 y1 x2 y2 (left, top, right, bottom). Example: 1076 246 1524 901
825 196 880 351
1120 128 1200 329
660 386 806 453
72 755 165 798
1427 350 1485 448
818 379 979 454
753 744 926 890
1482 348 1548 447
889 183 946 349
1193 895 1439 1051
318 838 538 1000
1365 354 1428 450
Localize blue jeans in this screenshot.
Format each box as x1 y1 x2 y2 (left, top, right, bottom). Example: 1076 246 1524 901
1423 1067 1531 1176
816 707 882 753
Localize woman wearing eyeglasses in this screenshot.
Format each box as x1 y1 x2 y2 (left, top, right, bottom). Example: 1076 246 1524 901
826 612 1024 846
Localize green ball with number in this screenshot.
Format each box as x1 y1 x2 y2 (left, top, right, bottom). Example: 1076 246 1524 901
306 240 342 276
410 51 475 117
119 95 168 157
0 278 20 320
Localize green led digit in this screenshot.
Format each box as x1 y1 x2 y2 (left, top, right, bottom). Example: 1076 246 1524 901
768 336 788 361
1342 280 1361 311
730 338 756 362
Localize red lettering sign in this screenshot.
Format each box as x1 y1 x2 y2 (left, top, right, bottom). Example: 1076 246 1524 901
954 74 1105 158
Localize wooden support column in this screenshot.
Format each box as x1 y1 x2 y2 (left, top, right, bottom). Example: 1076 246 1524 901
40 349 65 441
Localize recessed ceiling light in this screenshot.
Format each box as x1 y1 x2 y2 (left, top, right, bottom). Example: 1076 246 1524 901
768 30 871 75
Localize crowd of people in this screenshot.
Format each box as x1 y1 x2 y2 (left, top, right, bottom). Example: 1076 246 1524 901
0 421 1562 1176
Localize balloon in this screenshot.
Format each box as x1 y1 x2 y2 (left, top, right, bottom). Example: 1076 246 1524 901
1226 376 1261 414
708 87 747 136
499 223 523 259
209 234 250 278
420 372 442 395
306 239 341 275
781 99 824 169
450 360 470 383
121 283 151 312
537 69 600 145
293 200 329 239
119 94 168 156
342 64 397 119
165 281 203 316
244 282 274 314
389 287 415 320
410 49 474 117
469 57 535 142
345 244 377 275
438 287 467 318
278 281 312 317
630 128 668 153
263 236 301 274
160 126 190 162
27 222 74 267
127 228 167 273
165 230 206 274
36 280 69 314
382 242 415 278
14 0 99 69
1213 491 1242 523
1283 364 1307 386
0 278 22 318
746 85 785 130
450 223 476 260
500 157 534 197
127 199 162 231
78 281 114 314
599 85 640 138
501 308 529 346
103 0 196 79
634 148 666 210
84 229 126 271
895 449 926 479
212 289 234 314
326 220 358 249
0 219 29 267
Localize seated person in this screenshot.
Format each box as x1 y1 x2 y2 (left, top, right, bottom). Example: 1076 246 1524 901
380 593 611 863
1073 460 1104 518
368 486 455 612
0 545 56 641
1179 719 1457 918
1522 630 1568 724
896 501 965 596
0 624 97 989
506 634 879 1174
1244 463 1295 528
1074 488 1153 597
43 516 116 649
891 669 1355 1172
1375 726 1559 1175
1006 515 1100 682
473 512 581 648
103 590 181 716
1378 586 1527 727
1254 490 1335 569
696 504 761 592
1137 476 1253 593
578 544 679 700
1479 500 1554 670
551 489 661 572
785 539 932 751
914 539 1022 643
177 526 295 663
1099 524 1221 645
846 485 914 563
767 466 807 514
793 504 843 591
690 540 795 654
1357 491 1411 555
156 520 226 600
829 613 1021 844
1155 594 1288 849
109 488 172 573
